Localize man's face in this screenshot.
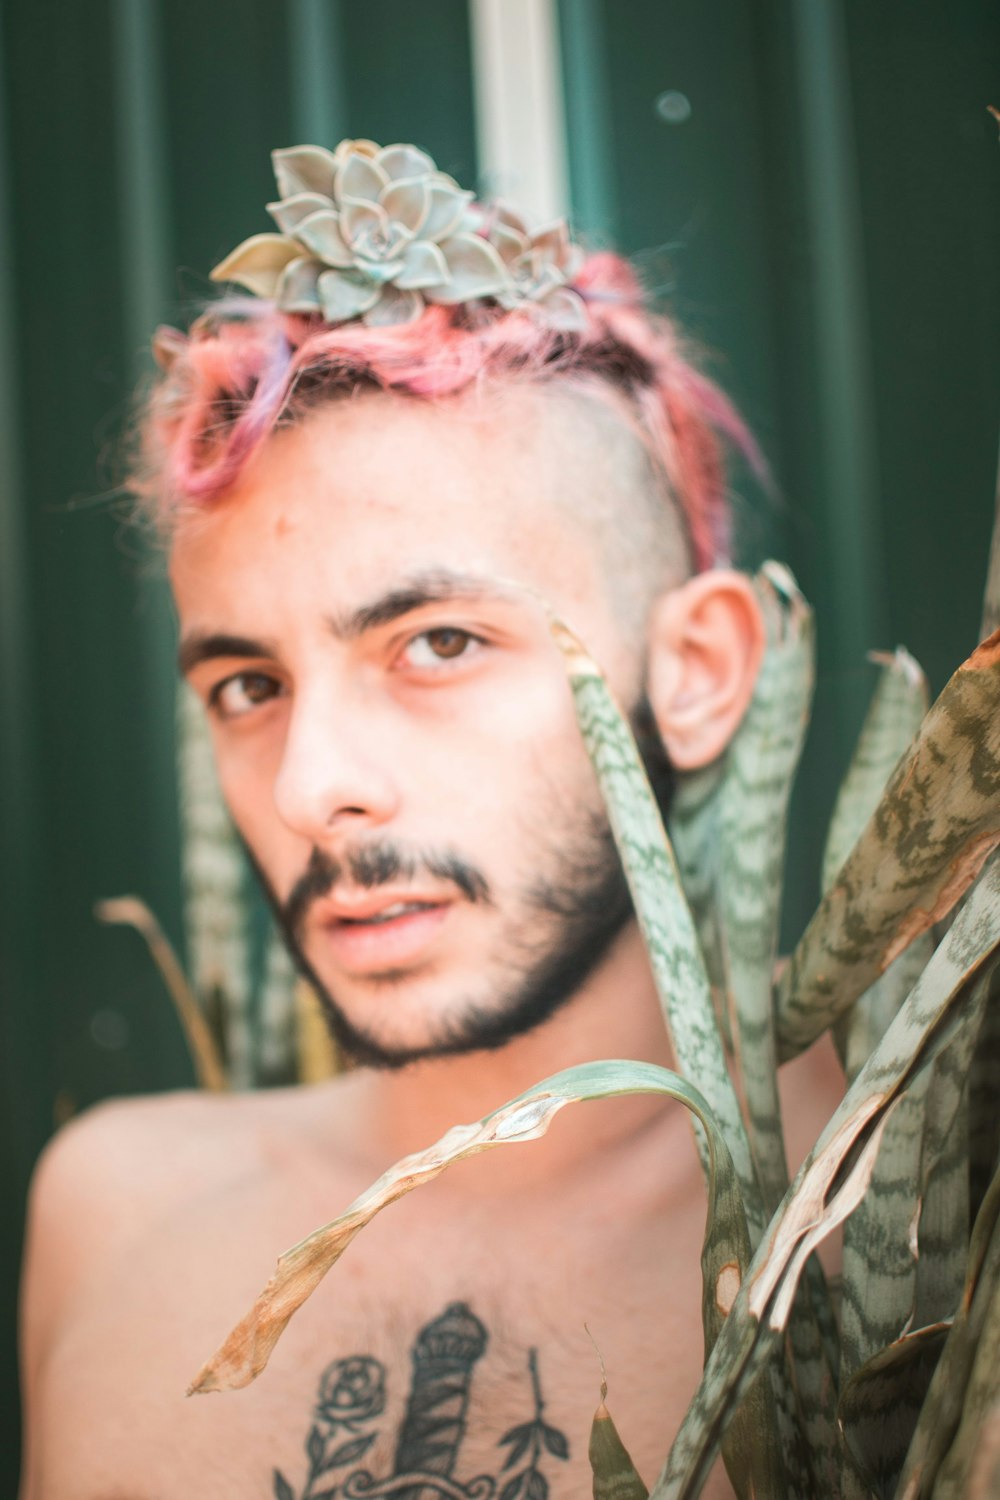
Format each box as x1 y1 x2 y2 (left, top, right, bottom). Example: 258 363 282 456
171 386 668 1066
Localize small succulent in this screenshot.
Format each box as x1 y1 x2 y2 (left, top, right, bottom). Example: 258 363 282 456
211 138 586 330
484 202 587 331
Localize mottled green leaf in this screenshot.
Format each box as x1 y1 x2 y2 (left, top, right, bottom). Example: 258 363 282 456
839 1322 950 1499
652 855 1000 1499
927 1260 1000 1497
718 564 812 1215
839 1038 932 1381
819 652 940 1411
910 971 991 1332
550 616 791 1497
668 761 730 1052
590 1392 650 1499
896 1143 1000 1498
821 647 928 902
549 619 761 1231
967 965 1000 1225
777 631 1000 1062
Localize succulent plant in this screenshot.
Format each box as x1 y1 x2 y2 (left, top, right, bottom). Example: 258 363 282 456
484 202 587 330
210 139 587 329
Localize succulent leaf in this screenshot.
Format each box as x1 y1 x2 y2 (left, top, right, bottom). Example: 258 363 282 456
336 150 388 204
362 286 424 327
317 269 381 322
294 211 353 269
266 192 333 236
272 144 339 201
422 183 473 241
209 233 301 296
379 177 430 236
395 239 449 292
275 257 323 313
377 142 436 181
428 233 511 304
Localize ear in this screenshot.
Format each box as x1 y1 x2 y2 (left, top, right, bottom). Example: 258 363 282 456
645 570 765 770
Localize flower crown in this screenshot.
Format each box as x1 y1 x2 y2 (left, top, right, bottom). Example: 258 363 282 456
210 138 587 332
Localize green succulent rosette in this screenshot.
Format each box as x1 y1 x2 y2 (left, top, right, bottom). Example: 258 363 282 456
210 138 587 330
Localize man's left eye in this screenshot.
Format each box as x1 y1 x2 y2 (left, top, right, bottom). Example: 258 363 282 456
404 628 480 668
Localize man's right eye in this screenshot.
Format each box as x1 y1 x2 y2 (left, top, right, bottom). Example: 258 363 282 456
208 671 283 719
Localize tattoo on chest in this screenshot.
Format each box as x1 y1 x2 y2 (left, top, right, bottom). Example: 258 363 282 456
273 1302 570 1500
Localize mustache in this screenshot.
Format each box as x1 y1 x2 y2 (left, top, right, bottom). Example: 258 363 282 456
282 842 493 937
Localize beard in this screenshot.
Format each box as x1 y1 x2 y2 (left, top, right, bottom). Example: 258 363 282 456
247 695 675 1070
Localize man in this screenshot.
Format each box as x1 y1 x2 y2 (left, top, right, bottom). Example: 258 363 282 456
18 139 841 1499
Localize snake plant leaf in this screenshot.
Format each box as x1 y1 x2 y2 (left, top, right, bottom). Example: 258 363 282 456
709 566 843 1486
187 1061 751 1396
838 1031 932 1384
925 1242 1000 1497
552 604 828 1497
94 896 228 1092
654 1099 893 1500
667 761 730 1052
549 619 762 1235
590 1384 650 1499
910 968 993 1334
840 955 986 1399
895 1138 1000 1498
652 853 1000 1498
824 656 932 1383
717 563 813 1216
838 1322 951 1499
968 964 1000 1224
821 647 928 901
776 628 1000 1062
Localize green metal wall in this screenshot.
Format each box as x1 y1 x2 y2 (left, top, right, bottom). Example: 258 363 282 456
1 2 997 1490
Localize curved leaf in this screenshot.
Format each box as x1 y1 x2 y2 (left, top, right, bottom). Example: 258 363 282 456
777 630 1000 1062
188 1061 751 1398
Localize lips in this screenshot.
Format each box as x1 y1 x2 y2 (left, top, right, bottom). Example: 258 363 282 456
337 900 439 926
311 890 454 971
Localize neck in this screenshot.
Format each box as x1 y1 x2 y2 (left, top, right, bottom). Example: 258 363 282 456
341 921 677 1192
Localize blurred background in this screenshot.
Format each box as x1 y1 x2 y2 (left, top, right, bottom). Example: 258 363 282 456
1 0 998 1487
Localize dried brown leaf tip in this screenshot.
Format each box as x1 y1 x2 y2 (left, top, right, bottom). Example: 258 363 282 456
585 1328 648 1499
988 105 1000 136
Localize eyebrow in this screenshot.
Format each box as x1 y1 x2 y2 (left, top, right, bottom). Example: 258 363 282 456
177 632 278 676
327 568 521 640
177 570 520 676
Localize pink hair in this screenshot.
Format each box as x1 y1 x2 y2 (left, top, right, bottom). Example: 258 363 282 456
135 253 764 570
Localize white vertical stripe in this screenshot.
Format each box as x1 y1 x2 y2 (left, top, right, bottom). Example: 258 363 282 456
468 0 569 220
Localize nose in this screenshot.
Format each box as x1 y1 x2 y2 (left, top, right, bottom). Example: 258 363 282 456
273 683 400 842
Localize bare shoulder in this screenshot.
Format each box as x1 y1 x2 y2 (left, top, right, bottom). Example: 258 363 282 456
28 1090 251 1236
20 1084 333 1379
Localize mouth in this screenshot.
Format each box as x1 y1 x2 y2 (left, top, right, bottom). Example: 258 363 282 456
312 893 454 972
336 900 442 927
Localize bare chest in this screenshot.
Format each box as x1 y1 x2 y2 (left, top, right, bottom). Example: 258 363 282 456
32 1159 732 1500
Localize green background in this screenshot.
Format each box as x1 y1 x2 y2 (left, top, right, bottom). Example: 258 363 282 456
1 1 998 1489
